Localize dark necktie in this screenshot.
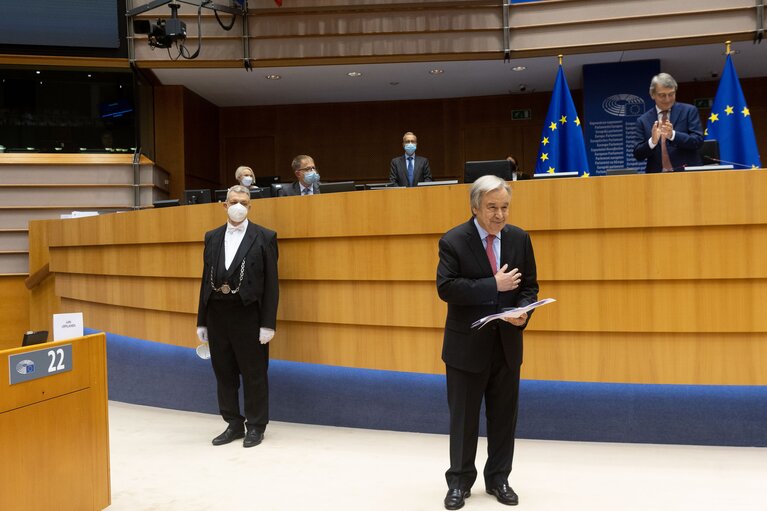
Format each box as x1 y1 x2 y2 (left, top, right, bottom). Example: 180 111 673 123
407 157 414 186
660 110 673 172
485 234 497 273
302 187 310 195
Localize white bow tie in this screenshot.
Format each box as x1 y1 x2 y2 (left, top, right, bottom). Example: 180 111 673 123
227 225 245 235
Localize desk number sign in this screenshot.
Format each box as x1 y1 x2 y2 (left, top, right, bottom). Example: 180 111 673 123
8 344 73 385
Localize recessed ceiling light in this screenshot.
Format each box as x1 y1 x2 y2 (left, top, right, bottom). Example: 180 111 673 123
87 74 92 78
512 66 526 72
265 74 281 80
347 71 363 77
35 70 41 75
429 69 444 75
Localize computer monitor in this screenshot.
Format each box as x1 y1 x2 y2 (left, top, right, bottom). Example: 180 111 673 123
270 183 284 197
319 181 356 194
22 330 48 347
463 160 513 184
153 199 180 208
417 179 459 187
699 139 720 165
256 175 281 188
364 182 397 190
214 188 272 202
184 189 212 205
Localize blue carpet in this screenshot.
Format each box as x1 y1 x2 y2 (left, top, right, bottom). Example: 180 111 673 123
95 329 767 447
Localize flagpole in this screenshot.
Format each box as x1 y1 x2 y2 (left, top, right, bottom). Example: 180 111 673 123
725 40 731 55
558 54 563 66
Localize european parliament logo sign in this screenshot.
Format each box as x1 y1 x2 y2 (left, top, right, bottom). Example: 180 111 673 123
602 94 646 117
583 60 660 175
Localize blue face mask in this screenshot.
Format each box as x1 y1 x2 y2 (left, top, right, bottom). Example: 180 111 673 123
404 143 416 155
304 170 320 185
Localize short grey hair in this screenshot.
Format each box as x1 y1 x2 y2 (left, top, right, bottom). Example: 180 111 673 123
650 73 678 96
234 165 253 181
470 175 511 211
226 184 251 202
291 155 313 171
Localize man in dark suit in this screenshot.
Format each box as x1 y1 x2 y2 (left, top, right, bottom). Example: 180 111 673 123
281 154 321 196
437 175 538 510
633 72 704 173
389 131 433 187
197 185 279 448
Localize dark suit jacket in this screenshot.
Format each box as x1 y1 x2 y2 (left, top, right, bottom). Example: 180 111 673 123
633 102 704 173
197 222 279 329
437 219 538 373
389 154 432 187
280 181 321 196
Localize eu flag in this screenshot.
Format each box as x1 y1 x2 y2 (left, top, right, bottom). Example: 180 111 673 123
534 65 591 176
704 54 761 169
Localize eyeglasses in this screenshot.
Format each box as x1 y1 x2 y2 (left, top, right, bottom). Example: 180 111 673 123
298 166 316 172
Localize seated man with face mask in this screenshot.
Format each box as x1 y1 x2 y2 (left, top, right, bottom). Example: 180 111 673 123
235 166 257 189
281 155 321 196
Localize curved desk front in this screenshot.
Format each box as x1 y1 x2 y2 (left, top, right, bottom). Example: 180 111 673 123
28 170 767 385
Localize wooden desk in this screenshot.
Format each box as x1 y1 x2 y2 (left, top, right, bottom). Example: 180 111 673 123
0 333 110 511
27 170 767 384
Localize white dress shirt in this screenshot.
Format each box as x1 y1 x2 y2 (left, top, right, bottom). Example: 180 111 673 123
224 219 248 270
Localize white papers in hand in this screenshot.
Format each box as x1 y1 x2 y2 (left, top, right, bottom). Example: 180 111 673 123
470 298 556 330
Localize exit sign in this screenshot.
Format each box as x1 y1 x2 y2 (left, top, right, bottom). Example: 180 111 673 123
511 109 532 120
694 98 713 109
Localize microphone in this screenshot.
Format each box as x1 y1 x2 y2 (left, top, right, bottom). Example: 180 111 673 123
701 156 754 169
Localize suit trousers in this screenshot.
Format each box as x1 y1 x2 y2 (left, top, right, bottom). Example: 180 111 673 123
206 297 269 432
445 335 521 490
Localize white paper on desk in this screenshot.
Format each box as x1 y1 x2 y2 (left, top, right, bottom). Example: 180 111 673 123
53 312 84 341
471 298 556 330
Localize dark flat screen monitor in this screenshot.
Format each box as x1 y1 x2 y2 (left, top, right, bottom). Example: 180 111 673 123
319 181 356 194
22 330 48 346
214 188 272 202
184 189 212 205
153 199 180 208
464 160 513 184
699 139 720 165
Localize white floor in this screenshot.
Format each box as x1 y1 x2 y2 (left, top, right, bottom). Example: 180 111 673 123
107 401 766 511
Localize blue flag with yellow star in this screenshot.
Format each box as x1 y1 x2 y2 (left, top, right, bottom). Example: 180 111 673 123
535 65 591 176
705 54 761 169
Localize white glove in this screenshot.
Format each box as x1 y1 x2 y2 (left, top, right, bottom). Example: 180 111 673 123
196 326 208 343
259 328 275 344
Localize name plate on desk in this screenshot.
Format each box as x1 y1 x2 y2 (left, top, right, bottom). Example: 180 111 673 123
8 344 73 385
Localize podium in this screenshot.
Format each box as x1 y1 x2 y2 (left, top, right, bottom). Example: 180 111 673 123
0 333 110 511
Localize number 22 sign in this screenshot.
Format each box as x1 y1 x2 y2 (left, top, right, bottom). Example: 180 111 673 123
8 344 73 385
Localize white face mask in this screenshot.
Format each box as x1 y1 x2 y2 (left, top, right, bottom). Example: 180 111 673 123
227 203 248 223
241 176 254 187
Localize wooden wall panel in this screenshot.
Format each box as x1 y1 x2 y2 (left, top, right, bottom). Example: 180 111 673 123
0 276 29 349
32 170 767 384
522 331 767 386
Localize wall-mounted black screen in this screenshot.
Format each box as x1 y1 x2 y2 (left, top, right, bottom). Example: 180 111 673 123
0 1 119 49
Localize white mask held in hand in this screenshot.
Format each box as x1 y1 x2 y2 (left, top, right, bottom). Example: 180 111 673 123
227 203 248 223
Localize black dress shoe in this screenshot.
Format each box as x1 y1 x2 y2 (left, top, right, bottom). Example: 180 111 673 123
211 426 244 446
486 483 518 506
243 429 264 448
444 488 470 510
